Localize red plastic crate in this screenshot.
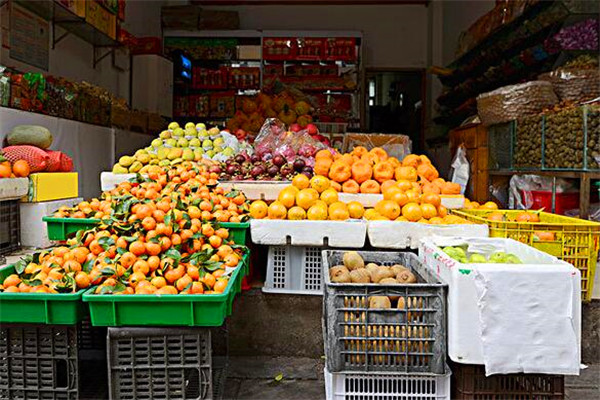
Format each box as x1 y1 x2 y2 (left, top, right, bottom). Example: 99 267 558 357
520 190 580 215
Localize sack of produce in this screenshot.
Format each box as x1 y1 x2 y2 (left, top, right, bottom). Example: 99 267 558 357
476 81 558 125
60 152 74 172
7 125 53 149
45 150 62 172
2 145 49 172
539 69 600 103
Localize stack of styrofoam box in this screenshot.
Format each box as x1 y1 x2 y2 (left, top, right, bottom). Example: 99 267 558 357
250 219 367 295
20 197 83 248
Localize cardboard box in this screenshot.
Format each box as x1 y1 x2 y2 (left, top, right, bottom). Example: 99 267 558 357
59 0 86 18
86 1 117 39
25 173 79 203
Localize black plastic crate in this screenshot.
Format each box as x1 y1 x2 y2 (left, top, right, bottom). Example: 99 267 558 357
0 200 20 255
108 327 213 400
0 325 79 400
451 362 564 400
323 251 447 375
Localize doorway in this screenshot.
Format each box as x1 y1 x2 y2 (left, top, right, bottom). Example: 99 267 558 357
365 69 425 153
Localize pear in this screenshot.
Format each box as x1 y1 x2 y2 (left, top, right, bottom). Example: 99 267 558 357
136 153 151 164
343 251 364 271
167 122 179 130
195 123 206 130
189 138 201 147
118 155 134 167
198 130 209 139
159 130 171 139
172 127 184 137
213 145 223 153
168 148 183 160
165 138 177 147
157 147 169 160
222 147 235 156
208 127 220 136
151 138 163 147
185 122 195 130
177 138 189 148
213 137 225 147
468 254 487 264
202 139 213 149
182 148 194 161
129 161 143 173
205 149 215 158
194 149 204 160
112 164 129 174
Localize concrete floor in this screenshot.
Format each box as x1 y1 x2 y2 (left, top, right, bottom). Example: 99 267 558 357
220 357 599 400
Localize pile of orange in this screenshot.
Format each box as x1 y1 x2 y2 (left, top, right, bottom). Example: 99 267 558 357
365 185 471 224
53 163 249 223
1 161 248 296
312 148 462 196
249 174 364 221
463 199 499 210
0 157 30 179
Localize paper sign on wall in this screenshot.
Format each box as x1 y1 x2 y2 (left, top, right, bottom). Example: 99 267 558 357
9 3 49 70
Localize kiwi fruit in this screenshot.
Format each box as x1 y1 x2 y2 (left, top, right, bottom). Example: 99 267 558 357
544 106 584 169
370 266 395 283
330 265 351 283
343 251 364 271
350 268 371 284
514 114 542 169
397 270 417 284
368 296 391 309
379 277 399 285
397 296 406 309
390 264 409 276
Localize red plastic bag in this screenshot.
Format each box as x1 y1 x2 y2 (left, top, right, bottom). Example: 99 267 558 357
2 145 49 172
60 152 73 172
45 150 62 172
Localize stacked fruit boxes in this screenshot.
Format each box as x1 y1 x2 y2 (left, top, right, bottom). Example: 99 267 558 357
321 250 451 399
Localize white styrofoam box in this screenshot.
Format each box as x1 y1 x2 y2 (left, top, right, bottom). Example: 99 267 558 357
440 194 465 209
0 178 29 201
132 55 173 117
367 220 489 249
338 193 381 207
20 197 83 248
251 219 367 248
264 245 323 295
419 237 581 369
218 181 290 201
324 367 451 400
100 172 137 191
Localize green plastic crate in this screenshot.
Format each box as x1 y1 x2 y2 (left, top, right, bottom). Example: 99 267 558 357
0 265 86 324
220 221 249 245
43 216 100 241
83 262 246 327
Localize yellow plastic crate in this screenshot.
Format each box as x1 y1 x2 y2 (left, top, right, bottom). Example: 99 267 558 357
451 209 599 301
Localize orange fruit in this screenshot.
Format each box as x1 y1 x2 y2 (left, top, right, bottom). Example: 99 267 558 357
151 276 167 288
0 164 11 178
396 180 412 192
488 212 505 222
347 201 365 219
402 202 423 222
329 206 350 221
375 200 401 220
363 209 380 220
75 272 91 288
310 175 330 193
156 285 178 295
437 205 448 218
287 206 307 220
307 205 328 220
383 185 402 200
420 203 438 219
214 279 228 293
292 174 310 189
277 188 297 208
421 193 441 208
129 241 146 256
429 217 444 224
3 274 21 287
12 160 30 177
249 200 268 219
481 201 499 210
296 188 319 210
320 188 339 206
405 190 420 203
390 191 409 207
267 201 287 219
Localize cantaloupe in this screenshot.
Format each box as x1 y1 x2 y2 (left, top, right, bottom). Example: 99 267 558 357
7 125 53 149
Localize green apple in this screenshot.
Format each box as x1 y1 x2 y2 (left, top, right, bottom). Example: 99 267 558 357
185 127 196 137
185 122 195 130
167 122 179 130
489 252 508 263
172 127 184 137
159 130 171 139
206 149 215 158
198 130 209 139
213 137 225 147
165 138 177 147
202 139 213 149
177 138 189 148
189 138 201 147
505 254 522 264
468 254 487 264
151 138 163 148
196 123 206 130
222 147 234 156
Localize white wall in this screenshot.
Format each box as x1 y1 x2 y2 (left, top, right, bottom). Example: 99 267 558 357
202 4 430 68
0 0 166 99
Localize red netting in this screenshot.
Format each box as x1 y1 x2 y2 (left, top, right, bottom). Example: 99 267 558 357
45 150 62 172
2 145 49 172
60 152 74 172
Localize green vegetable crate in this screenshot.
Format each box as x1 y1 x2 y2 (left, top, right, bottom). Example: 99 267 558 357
0 265 86 324
43 216 100 241
43 218 249 245
83 254 248 327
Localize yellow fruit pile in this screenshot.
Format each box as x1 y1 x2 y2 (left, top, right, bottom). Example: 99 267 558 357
249 174 364 221
463 199 499 210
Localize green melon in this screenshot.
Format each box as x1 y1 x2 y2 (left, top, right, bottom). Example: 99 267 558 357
7 125 53 149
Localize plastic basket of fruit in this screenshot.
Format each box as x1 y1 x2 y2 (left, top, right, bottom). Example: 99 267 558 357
43 216 101 241
419 237 581 367
323 250 447 374
451 209 600 301
0 263 86 325
220 221 249 245
83 254 247 327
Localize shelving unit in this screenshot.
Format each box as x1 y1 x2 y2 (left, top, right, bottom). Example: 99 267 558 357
14 0 122 68
163 29 364 129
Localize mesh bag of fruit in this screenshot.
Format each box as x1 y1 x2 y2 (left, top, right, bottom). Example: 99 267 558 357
45 150 62 172
2 145 49 172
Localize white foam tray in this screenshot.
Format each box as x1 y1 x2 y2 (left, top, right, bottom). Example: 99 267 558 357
0 178 29 201
250 219 367 248
218 180 290 201
21 197 83 248
367 220 489 249
440 194 465 209
419 237 581 367
100 171 137 191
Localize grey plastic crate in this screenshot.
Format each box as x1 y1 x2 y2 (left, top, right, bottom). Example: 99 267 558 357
108 327 212 400
323 250 447 375
0 325 79 400
264 245 324 295
0 200 20 255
